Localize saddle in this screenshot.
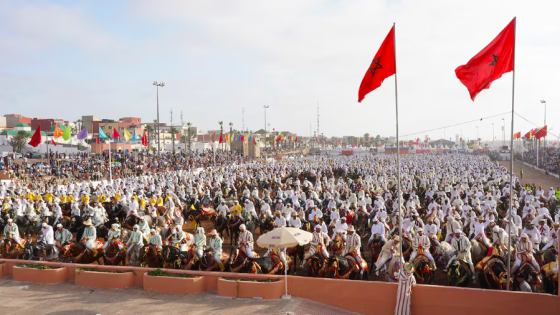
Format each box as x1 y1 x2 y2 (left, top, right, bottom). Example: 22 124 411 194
344 253 368 271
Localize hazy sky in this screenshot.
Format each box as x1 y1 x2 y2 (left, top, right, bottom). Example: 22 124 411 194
0 0 558 142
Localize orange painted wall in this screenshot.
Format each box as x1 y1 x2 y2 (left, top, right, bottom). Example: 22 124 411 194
1 259 558 315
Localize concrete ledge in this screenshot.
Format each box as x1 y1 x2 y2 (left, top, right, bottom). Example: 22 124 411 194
0 263 6 278
13 266 67 284
217 278 284 300
143 273 206 294
75 269 135 289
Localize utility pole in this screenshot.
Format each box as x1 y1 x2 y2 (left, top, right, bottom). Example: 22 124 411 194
264 105 269 148
153 81 165 155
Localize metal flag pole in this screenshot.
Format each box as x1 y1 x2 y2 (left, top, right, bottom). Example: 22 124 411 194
506 16 516 291
393 22 404 261
108 140 112 184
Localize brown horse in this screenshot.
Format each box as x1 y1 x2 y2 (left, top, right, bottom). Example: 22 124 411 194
0 238 26 259
330 234 344 256
68 240 105 264
199 248 230 271
103 241 125 266
142 244 163 268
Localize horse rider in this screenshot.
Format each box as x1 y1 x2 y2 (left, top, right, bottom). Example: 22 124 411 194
237 224 255 259
369 218 386 244
541 228 558 252
126 224 144 257
511 233 540 274
470 216 490 247
81 218 98 257
148 229 162 252
138 216 150 242
444 215 461 243
273 210 286 229
2 219 23 248
54 224 73 247
344 225 364 274
260 200 272 217
375 235 400 276
303 225 331 266
217 200 229 218
409 228 436 270
289 212 302 229
244 199 258 221
208 228 225 271
38 222 55 245
522 221 541 248
193 227 206 259
232 200 243 219
445 229 475 279
170 225 189 251
102 223 121 250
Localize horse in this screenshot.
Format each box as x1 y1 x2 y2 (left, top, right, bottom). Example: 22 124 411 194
477 255 511 290
259 213 274 234
0 238 26 259
199 248 229 271
540 261 558 295
286 245 305 274
70 240 105 264
141 244 163 268
127 242 143 266
511 257 542 292
377 254 402 282
227 215 244 246
329 233 345 256
25 241 60 262
306 252 327 277
122 215 139 231
411 248 435 284
161 245 199 270
211 214 230 239
325 255 368 280
447 258 472 287
368 235 385 274
103 241 125 266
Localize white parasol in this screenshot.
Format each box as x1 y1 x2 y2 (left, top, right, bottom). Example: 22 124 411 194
256 227 312 299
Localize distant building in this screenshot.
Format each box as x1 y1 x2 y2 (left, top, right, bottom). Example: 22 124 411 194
30 118 66 132
81 115 101 131
119 117 142 128
4 114 32 128
0 117 6 130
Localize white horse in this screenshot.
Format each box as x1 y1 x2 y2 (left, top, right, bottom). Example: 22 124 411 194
434 241 454 266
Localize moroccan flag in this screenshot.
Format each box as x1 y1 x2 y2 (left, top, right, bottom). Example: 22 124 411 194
358 26 396 102
53 124 63 139
253 137 257 145
219 133 223 144
455 18 515 101
524 129 532 139
112 128 120 139
535 126 547 139
276 136 282 142
142 132 148 146
295 136 298 143
51 139 57 146
513 132 521 139
28 125 42 147
96 138 100 144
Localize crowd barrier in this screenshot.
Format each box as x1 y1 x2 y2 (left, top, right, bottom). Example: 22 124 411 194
0 259 558 315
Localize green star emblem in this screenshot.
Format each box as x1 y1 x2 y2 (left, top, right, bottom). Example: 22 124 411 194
490 54 498 66
369 57 383 76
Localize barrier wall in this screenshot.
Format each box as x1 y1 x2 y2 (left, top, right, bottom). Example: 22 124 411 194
1 259 558 315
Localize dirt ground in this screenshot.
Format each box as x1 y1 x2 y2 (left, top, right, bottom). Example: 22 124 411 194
499 160 560 189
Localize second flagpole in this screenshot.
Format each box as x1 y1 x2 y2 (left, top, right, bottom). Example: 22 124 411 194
393 22 404 262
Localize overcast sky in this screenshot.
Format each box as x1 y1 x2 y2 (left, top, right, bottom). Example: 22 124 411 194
0 0 558 142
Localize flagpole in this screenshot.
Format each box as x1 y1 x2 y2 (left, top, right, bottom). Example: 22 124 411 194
506 16 516 291
393 22 403 262
108 140 112 184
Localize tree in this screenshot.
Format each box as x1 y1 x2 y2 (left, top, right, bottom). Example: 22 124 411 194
186 122 192 151
169 126 179 154
9 131 30 153
145 124 154 151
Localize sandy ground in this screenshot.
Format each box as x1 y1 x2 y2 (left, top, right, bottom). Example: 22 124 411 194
0 278 358 315
499 160 560 188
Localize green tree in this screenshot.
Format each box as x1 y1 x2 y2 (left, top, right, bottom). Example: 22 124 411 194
9 131 30 153
169 126 179 154
145 124 154 151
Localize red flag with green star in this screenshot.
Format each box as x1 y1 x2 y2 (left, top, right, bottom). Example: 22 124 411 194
455 18 515 101
358 26 395 102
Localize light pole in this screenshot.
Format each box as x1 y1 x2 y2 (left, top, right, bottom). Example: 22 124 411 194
264 105 269 148
153 81 165 155
502 118 505 146
541 100 546 149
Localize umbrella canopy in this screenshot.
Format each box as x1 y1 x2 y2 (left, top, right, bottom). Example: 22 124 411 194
256 227 312 249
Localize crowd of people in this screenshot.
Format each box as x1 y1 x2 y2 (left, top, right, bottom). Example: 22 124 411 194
517 147 560 175
0 151 558 294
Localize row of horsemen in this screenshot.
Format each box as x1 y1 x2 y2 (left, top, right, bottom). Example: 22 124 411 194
0 177 558 293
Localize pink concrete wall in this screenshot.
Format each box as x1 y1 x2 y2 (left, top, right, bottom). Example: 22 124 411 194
1 259 558 315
